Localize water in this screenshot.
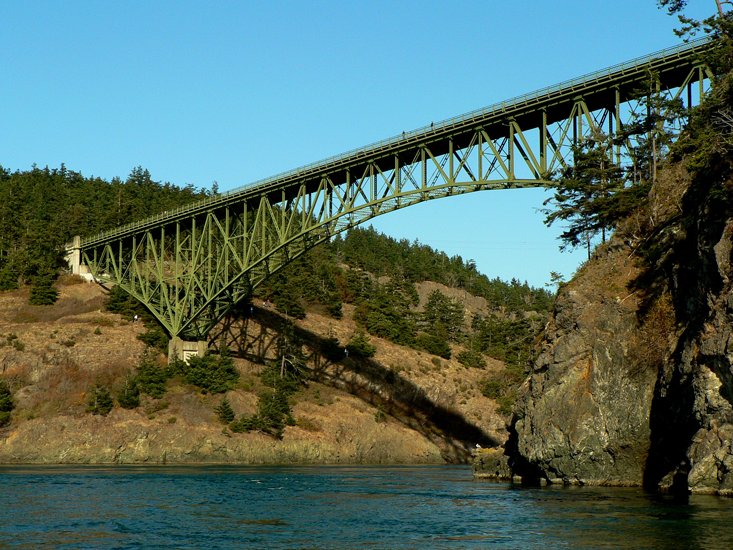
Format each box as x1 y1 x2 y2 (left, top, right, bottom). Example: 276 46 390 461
1 465 733 549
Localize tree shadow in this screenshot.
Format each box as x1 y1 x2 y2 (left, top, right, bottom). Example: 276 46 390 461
209 305 500 463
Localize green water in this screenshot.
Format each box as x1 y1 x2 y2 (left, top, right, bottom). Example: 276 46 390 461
1 464 732 549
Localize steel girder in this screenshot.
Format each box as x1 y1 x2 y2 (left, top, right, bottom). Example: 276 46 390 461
78 38 713 340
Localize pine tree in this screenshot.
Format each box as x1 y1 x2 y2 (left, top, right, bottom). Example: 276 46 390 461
0 378 13 427
28 268 59 306
117 376 140 409
215 398 236 424
86 384 114 416
543 137 625 259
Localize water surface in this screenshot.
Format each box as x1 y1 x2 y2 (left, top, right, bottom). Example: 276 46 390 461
1 464 732 549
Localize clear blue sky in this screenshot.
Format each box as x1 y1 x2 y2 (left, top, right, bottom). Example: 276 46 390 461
2 1 714 288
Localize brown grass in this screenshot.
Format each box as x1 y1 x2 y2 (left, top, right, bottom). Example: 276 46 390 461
58 275 88 286
12 296 105 324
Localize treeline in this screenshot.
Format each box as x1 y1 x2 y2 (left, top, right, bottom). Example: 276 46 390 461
332 227 553 314
0 164 209 291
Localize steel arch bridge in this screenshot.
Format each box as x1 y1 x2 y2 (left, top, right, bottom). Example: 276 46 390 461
70 37 713 341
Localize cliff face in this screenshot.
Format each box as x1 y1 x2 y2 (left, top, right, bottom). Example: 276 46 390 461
502 166 733 495
508 237 657 485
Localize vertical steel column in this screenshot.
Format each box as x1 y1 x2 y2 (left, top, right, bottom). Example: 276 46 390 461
160 226 165 310
449 138 454 183
421 147 426 189
540 110 547 173
478 129 483 180
508 119 515 180
175 221 180 329
224 207 230 285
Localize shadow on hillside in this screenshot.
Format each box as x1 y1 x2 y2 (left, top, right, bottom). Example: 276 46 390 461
209 306 499 463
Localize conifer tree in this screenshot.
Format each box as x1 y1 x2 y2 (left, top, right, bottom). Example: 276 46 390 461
28 268 59 306
215 398 236 424
543 137 625 259
0 378 13 427
117 375 141 409
86 384 114 416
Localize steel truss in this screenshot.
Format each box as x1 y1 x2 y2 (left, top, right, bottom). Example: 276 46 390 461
77 38 713 340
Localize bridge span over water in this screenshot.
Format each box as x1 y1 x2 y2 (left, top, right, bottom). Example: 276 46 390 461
69 37 713 343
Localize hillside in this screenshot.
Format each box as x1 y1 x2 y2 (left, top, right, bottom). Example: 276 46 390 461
0 273 517 464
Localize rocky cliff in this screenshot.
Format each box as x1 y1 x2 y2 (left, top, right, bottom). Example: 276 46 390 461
476 159 733 496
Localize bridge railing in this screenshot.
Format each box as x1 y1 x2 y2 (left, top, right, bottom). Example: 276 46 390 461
81 36 711 247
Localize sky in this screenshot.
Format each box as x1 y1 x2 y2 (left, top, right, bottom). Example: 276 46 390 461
1 1 716 288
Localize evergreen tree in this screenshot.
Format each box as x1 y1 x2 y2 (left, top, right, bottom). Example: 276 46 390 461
543 137 625 259
0 378 13 427
117 375 140 409
86 384 114 416
215 398 236 424
345 329 377 357
28 268 59 306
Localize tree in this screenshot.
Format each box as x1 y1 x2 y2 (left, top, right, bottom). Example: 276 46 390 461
117 375 140 409
86 384 114 416
0 378 13 427
215 398 236 424
421 290 464 343
28 268 59 306
345 329 377 357
543 137 625 259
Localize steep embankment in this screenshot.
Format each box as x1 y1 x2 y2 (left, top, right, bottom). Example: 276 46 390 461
0 280 506 464
475 161 733 495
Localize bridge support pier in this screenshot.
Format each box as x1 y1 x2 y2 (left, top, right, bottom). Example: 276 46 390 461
65 235 94 281
168 338 207 364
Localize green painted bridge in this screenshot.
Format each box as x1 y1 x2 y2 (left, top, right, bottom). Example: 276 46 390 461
69 37 713 342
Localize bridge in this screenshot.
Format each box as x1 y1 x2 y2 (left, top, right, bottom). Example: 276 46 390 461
68 37 713 351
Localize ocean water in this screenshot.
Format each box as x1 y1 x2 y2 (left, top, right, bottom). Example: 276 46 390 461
1 464 732 549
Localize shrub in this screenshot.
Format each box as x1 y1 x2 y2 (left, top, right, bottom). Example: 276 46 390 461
117 376 140 409
345 330 377 358
321 336 344 362
86 384 114 416
456 349 487 369
417 333 452 359
28 272 59 306
0 379 14 427
173 352 239 394
136 352 170 398
215 398 236 424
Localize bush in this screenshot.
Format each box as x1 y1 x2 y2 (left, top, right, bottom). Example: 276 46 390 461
215 398 236 424
173 352 239 394
86 384 114 416
136 352 170 398
417 333 452 359
345 330 376 358
456 349 487 369
481 376 507 400
320 337 344 362
28 271 59 306
117 376 140 409
0 379 14 427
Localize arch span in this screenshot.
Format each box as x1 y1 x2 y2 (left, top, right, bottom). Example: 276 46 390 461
76 38 712 339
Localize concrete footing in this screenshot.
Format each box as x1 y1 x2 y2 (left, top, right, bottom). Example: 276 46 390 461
168 338 207 364
65 235 95 282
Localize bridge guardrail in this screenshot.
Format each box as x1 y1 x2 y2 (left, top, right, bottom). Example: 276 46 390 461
81 36 712 247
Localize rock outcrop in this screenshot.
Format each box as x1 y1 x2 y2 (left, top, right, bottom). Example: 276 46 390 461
501 165 733 495
507 237 657 486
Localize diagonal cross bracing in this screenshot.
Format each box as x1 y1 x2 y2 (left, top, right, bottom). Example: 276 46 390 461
76 37 713 340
